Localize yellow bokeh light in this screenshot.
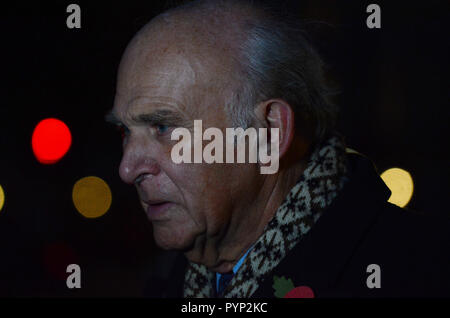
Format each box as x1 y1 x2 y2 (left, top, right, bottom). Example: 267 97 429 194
0 184 4 212
381 168 414 208
72 176 112 218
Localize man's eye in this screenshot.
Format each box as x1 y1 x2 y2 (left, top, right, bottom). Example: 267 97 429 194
156 124 169 135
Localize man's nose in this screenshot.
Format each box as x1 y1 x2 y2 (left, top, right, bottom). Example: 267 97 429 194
119 137 161 185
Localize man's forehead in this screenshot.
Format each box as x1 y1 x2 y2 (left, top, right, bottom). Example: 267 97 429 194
115 56 230 121
118 50 201 90
115 53 201 115
113 16 238 126
113 93 191 123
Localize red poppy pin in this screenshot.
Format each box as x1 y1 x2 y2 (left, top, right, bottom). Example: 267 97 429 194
273 275 315 298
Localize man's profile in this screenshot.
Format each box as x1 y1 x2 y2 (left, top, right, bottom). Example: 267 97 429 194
106 0 450 298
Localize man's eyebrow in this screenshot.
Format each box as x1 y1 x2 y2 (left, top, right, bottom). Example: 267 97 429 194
104 110 122 125
131 109 187 126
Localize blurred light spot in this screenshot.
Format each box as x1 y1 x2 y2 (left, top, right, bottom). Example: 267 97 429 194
32 118 72 164
381 168 414 207
345 147 361 155
0 184 4 211
72 176 112 218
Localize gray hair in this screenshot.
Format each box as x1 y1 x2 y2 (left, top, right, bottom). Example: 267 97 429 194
165 0 338 143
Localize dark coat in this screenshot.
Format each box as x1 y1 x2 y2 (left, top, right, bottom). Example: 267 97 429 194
145 154 450 298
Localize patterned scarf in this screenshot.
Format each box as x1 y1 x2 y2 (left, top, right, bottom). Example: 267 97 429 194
183 134 348 298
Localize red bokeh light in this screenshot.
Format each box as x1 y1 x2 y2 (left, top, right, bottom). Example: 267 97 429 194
32 118 72 164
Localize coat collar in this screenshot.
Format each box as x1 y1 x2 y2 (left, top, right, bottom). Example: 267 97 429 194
251 153 391 297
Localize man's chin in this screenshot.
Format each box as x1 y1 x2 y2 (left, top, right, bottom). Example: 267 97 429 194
152 226 195 251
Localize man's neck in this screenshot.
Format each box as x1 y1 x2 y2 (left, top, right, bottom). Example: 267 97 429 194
208 159 308 273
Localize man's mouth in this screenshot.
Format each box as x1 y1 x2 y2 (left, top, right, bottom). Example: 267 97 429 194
144 200 173 220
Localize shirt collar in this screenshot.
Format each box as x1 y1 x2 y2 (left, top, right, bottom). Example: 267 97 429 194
216 245 253 292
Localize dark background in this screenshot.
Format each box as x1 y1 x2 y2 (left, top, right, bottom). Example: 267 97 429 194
0 0 448 297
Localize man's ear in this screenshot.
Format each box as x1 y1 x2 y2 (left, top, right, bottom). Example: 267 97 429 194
254 99 295 159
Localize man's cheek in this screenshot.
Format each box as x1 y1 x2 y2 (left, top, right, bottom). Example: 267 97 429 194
163 141 175 157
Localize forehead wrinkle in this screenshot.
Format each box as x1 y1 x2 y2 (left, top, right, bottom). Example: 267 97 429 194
126 94 196 123
127 95 188 111
119 57 199 98
122 53 206 107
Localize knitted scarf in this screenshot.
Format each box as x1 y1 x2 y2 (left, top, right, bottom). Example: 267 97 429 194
183 134 348 298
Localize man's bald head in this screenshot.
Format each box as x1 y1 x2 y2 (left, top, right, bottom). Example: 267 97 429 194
117 0 265 123
125 0 337 141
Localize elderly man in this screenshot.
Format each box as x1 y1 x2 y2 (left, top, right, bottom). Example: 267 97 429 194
107 0 450 298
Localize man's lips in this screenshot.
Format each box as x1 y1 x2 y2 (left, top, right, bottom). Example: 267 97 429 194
145 199 168 205
144 200 173 220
